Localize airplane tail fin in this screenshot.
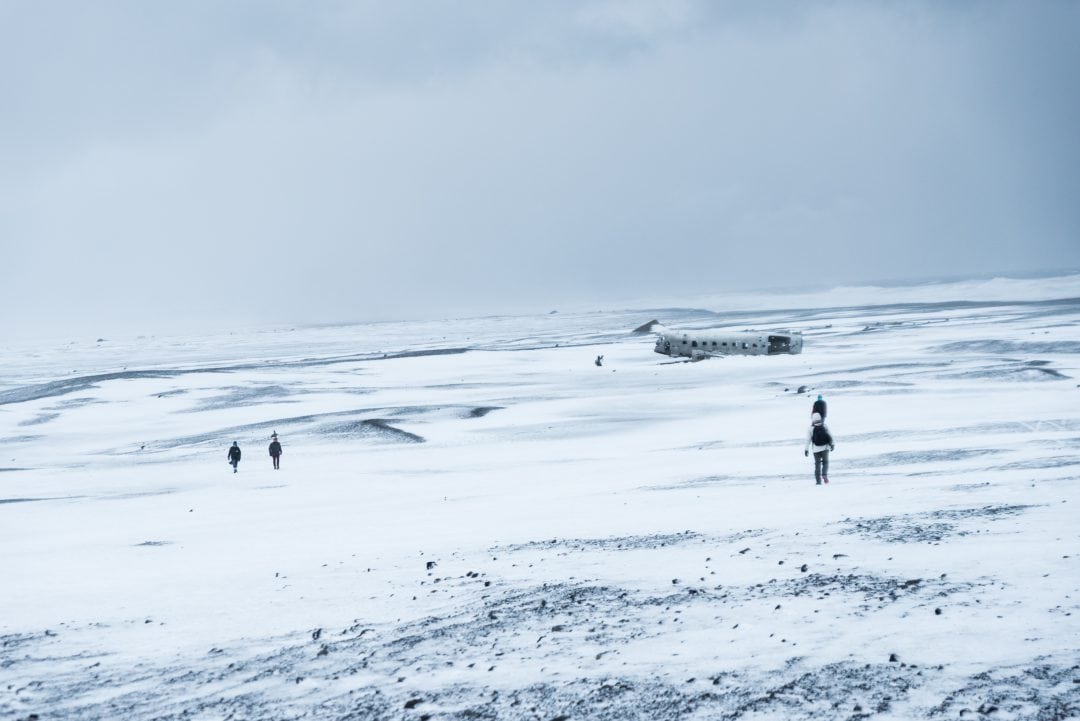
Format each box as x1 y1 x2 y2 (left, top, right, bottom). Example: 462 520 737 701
632 319 667 335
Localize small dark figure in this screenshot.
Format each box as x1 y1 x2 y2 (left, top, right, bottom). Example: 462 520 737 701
227 441 242 473
804 412 835 485
595 355 604 367
812 394 827 419
269 432 282 470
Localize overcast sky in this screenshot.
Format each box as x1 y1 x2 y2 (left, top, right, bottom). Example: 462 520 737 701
2 1 1078 340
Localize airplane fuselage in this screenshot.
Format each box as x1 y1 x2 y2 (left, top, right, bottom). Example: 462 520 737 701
654 330 803 360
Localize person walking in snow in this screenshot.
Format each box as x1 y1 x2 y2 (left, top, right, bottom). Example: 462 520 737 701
227 441 242 473
268 432 282 470
804 412 834 485
812 394 827 419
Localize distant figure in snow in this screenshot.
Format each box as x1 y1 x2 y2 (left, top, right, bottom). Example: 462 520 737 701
804 412 834 485
227 441 242 473
595 355 604 367
812 394 827 420
269 432 282 470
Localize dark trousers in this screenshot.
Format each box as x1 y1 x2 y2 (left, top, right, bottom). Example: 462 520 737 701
271 454 280 469
813 450 829 483
230 459 239 473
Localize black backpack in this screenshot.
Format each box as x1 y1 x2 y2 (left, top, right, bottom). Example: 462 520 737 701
812 424 831 446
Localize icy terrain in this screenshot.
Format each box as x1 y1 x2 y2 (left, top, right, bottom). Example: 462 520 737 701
2 276 1079 720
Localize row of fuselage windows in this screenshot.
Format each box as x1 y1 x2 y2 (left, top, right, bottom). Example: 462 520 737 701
683 339 757 349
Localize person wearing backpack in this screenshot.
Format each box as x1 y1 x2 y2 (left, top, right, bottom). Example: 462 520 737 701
268 432 282 470
804 412 834 485
812 394 827 419
227 441 242 473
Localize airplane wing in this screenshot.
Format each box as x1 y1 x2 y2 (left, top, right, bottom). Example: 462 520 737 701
632 319 668 335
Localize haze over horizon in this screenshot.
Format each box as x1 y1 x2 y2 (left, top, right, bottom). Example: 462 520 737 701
3 1 1078 341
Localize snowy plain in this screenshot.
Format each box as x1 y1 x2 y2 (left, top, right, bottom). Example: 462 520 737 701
2 275 1079 720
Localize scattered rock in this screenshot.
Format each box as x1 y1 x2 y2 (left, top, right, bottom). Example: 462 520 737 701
935 608 943 615
426 561 437 570
889 653 899 662
800 564 808 572
312 628 322 641
404 698 423 709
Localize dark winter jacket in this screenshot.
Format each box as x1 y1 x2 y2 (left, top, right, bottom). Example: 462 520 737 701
269 441 282 456
812 398 827 419
228 445 242 462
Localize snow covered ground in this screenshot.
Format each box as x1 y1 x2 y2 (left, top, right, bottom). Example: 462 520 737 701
2 275 1079 720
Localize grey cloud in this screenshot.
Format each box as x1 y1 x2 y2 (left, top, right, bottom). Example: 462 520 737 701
2 1 1077 340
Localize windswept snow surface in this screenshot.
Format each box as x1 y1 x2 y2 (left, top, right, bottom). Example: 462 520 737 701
2 276 1080 720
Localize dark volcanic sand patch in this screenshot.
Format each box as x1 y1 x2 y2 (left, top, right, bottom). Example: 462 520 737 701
17 412 60 427
998 456 1080 471
948 481 994 492
839 505 1035 544
0 370 182 406
753 573 982 615
48 396 108 409
939 362 1072 382
0 435 44 445
843 448 1006 469
185 384 302 412
3 576 1071 721
840 418 1080 445
318 419 425 443
467 406 502 418
146 407 435 452
493 530 711 554
936 340 1080 355
928 662 1080 719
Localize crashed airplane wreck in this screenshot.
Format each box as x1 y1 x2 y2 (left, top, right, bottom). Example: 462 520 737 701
633 319 804 361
